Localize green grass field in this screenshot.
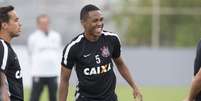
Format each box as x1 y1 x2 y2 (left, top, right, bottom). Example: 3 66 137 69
24 85 188 101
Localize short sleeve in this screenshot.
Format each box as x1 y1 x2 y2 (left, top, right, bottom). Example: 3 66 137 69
61 44 76 69
0 40 8 72
112 35 121 59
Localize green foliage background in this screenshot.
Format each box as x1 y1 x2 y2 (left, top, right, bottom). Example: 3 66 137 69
113 0 201 47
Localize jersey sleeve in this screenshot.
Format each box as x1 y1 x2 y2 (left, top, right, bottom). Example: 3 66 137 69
194 40 201 75
61 44 76 69
0 40 8 72
112 35 121 59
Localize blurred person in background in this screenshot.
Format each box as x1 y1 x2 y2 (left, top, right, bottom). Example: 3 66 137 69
59 4 143 101
28 14 61 101
184 40 201 101
0 5 23 101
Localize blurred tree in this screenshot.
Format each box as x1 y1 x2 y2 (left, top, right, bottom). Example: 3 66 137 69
113 0 201 47
113 0 152 46
161 0 201 7
160 0 201 47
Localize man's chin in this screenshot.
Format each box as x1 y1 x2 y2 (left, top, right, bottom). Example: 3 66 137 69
12 33 20 38
95 32 102 37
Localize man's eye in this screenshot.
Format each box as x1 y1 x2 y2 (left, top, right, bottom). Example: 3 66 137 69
94 19 98 21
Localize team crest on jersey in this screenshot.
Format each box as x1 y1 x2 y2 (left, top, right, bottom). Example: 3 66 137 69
100 46 110 57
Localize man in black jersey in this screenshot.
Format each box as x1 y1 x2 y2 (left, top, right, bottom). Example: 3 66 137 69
184 39 201 101
59 4 143 101
0 5 23 101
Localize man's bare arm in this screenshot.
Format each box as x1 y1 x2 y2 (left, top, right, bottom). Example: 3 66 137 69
113 56 142 100
59 65 72 101
186 68 201 101
0 72 10 101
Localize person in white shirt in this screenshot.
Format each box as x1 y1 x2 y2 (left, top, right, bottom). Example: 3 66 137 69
28 14 61 101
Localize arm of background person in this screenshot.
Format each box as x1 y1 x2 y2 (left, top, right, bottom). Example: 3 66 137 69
185 68 201 101
184 40 201 101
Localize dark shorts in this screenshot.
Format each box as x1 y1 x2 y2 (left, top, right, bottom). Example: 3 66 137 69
75 93 118 101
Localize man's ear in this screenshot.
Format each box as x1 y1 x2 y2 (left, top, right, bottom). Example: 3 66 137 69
81 19 85 26
1 23 8 30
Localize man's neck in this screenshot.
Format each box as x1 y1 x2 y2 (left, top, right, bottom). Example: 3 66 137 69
44 31 49 36
38 29 49 36
84 32 99 42
0 31 11 43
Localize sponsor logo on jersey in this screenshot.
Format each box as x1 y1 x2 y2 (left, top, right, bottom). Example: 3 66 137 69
83 63 111 75
100 46 110 57
83 53 91 58
15 70 22 79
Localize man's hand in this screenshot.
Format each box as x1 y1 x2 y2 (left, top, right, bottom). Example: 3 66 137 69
183 97 195 101
133 86 143 101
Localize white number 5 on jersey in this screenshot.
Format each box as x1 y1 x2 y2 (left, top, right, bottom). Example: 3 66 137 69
95 55 101 64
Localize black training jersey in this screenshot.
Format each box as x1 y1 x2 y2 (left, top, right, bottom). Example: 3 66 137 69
61 31 121 100
0 39 23 101
194 39 201 100
194 40 201 75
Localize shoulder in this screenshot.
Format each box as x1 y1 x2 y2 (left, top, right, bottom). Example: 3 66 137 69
51 30 60 34
49 30 61 41
0 40 7 48
197 39 201 47
0 39 8 55
0 40 3 47
31 30 41 36
63 34 84 52
102 30 120 41
50 30 61 37
0 40 4 50
28 30 41 40
0 40 8 71
198 39 201 44
102 30 119 38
